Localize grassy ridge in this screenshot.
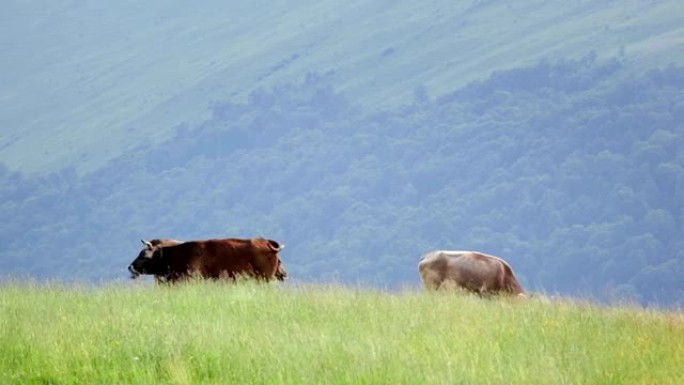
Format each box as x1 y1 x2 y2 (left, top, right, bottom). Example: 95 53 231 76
1 282 682 385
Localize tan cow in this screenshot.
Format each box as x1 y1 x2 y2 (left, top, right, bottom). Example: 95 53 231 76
418 250 525 297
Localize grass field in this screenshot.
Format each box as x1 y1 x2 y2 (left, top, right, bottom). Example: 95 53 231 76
1 282 682 385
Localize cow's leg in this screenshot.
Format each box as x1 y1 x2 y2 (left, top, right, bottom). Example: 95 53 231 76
437 279 461 291
218 270 236 283
423 279 440 290
250 256 278 282
154 275 172 285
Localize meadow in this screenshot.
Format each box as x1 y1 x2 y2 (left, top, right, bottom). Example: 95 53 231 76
0 281 682 385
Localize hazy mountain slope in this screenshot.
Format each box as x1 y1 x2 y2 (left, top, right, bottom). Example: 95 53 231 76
1 59 682 304
1 0 683 174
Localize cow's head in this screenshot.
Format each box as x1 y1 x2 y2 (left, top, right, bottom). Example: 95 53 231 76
275 259 288 281
127 239 161 278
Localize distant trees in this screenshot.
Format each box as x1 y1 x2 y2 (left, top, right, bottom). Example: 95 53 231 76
1 59 682 306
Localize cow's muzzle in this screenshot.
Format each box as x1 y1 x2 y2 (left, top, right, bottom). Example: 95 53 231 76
128 265 141 279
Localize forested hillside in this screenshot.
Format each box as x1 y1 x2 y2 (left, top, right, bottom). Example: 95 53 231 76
1 56 683 305
2 0 683 174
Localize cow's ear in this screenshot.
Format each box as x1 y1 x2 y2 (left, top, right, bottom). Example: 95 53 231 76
141 239 153 250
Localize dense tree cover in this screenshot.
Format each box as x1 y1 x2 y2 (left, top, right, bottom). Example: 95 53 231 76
1 57 683 305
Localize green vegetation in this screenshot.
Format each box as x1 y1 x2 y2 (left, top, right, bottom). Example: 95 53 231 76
2 57 682 305
1 282 682 385
2 0 683 173
2 1 683 306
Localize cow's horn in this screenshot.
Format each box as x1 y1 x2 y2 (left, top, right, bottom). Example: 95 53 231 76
267 239 284 251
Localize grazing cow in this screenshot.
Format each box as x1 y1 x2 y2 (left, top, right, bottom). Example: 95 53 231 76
418 250 525 297
128 238 284 283
136 238 288 282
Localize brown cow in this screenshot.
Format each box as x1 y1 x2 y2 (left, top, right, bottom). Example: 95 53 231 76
418 250 525 297
128 238 284 283
136 238 288 282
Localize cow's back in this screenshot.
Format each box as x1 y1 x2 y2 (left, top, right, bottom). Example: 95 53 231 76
157 242 203 280
159 238 280 281
202 239 262 278
149 239 183 247
445 251 504 291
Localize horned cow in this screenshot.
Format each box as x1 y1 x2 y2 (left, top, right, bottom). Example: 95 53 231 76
136 238 288 282
128 238 285 283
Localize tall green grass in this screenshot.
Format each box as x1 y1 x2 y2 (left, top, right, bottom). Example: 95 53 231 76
1 282 682 385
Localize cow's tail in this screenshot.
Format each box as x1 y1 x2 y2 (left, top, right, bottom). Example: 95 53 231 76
501 261 524 295
266 239 285 252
